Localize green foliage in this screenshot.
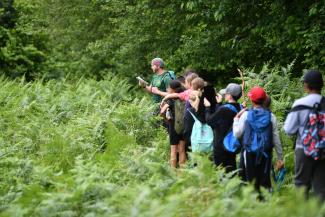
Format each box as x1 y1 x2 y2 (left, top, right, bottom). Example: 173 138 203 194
2 0 323 80
0 0 48 80
0 73 325 216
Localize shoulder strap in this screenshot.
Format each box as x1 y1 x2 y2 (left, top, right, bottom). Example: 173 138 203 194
223 104 239 113
162 71 175 80
187 109 199 122
289 96 325 113
159 71 174 89
289 105 312 113
319 96 325 110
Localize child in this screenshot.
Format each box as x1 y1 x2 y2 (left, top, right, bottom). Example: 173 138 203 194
161 73 198 104
160 80 186 168
205 83 243 172
183 77 207 151
233 87 283 194
284 70 324 201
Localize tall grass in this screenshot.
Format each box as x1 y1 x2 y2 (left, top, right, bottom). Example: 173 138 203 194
0 70 324 217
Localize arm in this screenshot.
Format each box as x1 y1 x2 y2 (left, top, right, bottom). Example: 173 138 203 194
271 114 283 161
205 106 222 128
138 79 152 94
283 112 299 136
233 111 248 139
160 103 169 115
161 93 180 103
151 87 169 97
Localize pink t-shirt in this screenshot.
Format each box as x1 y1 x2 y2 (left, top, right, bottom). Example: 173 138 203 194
178 89 192 101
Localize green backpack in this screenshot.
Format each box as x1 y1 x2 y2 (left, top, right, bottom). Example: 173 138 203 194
174 99 185 134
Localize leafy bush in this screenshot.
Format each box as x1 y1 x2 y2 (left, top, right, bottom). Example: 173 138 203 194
0 72 324 217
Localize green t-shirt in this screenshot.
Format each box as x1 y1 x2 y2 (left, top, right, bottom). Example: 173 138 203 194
150 71 174 103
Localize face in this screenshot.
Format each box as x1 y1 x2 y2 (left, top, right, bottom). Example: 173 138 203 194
225 93 232 102
303 83 310 93
151 63 159 73
167 87 174 94
185 80 191 89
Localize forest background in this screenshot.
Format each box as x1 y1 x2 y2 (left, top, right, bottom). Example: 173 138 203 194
1 0 324 81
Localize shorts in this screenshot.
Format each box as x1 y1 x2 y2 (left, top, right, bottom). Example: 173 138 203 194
168 121 184 145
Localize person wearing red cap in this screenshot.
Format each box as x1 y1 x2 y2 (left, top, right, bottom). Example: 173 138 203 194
233 86 284 195
284 70 324 201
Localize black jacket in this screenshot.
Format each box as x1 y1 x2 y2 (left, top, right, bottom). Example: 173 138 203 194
205 102 242 150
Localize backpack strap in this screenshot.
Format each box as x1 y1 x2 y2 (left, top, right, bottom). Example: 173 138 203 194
161 71 175 81
222 104 239 113
319 96 325 110
159 71 175 90
289 96 325 113
289 105 312 113
187 109 199 122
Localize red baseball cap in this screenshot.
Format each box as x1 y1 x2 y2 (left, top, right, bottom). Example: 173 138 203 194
247 86 267 104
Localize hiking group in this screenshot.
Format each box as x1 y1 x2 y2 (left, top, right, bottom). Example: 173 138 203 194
138 58 325 201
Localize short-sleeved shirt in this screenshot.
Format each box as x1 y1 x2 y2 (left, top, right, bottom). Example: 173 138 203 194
150 71 174 103
178 89 192 101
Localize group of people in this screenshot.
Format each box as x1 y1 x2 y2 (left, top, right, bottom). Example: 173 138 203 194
138 57 324 201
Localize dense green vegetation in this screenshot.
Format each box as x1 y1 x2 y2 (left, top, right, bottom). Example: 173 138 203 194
0 71 324 216
0 0 324 80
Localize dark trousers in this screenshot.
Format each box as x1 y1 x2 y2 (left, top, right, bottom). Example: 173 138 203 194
240 150 272 191
295 148 325 201
214 146 236 173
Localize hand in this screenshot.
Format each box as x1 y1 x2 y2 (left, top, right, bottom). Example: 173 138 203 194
235 108 247 119
241 100 247 108
204 97 211 107
276 160 284 170
138 80 146 88
160 100 166 109
151 87 159 94
216 93 223 103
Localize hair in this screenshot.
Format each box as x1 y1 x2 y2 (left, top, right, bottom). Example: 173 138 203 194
169 80 185 93
303 70 323 92
232 92 242 101
253 99 264 106
151 58 164 68
191 77 205 91
183 68 197 77
177 76 185 85
263 95 271 110
203 83 217 110
185 73 198 85
306 83 322 92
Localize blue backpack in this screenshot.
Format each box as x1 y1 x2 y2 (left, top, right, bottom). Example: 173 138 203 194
243 108 273 160
222 104 243 153
188 110 214 153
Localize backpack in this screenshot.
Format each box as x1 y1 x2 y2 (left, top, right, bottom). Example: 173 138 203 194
188 110 214 153
166 71 177 80
152 71 176 93
161 71 176 88
222 104 243 154
290 97 325 160
243 108 273 162
174 99 185 134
